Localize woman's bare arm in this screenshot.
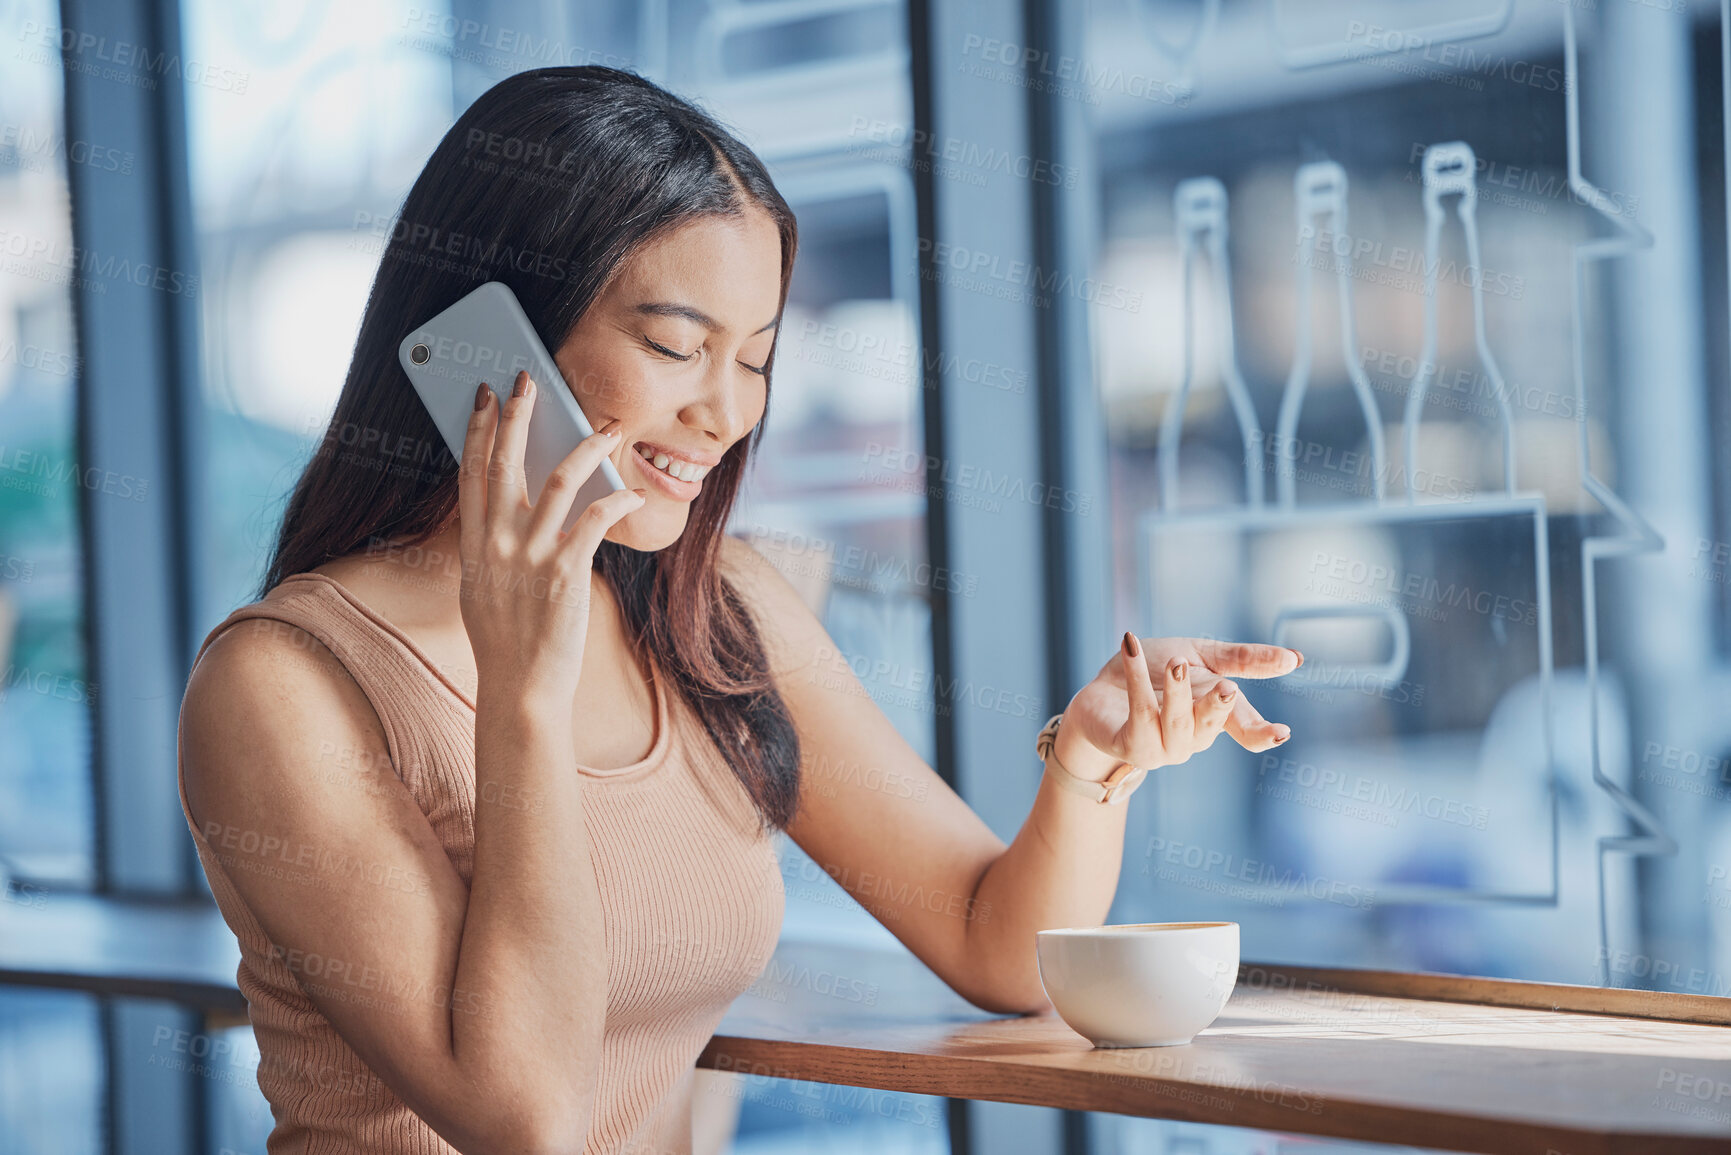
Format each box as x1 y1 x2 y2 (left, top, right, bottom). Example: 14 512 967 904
719 535 1295 1014
182 621 604 1154
183 373 644 1154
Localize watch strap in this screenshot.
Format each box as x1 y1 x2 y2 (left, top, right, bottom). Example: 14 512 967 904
1035 713 1147 805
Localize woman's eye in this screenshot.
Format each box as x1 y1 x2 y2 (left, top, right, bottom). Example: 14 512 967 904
739 361 768 377
643 336 693 361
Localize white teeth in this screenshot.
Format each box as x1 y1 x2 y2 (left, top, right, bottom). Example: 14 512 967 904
636 444 708 484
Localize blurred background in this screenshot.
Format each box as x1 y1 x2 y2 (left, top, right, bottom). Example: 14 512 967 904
2 0 1729 1151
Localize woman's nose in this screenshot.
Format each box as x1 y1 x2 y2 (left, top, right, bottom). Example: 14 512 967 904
686 359 757 445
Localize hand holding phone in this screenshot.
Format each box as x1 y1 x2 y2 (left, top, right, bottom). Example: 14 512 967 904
398 281 627 534
455 371 645 701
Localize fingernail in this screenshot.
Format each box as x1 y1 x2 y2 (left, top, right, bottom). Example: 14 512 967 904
473 384 490 412
600 418 622 438
1293 650 1305 668
1218 681 1237 701
631 487 648 498
1274 726 1291 744
1122 631 1139 659
512 371 530 398
1169 659 1185 682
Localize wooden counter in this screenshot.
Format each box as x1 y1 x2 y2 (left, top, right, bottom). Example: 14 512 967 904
5 896 1730 1152
700 940 1731 1155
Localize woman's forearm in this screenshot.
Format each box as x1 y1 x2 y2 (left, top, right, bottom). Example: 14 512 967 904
451 688 608 1139
964 741 1132 1014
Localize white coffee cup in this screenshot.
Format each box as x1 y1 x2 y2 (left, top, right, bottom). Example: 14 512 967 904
1035 921 1239 1047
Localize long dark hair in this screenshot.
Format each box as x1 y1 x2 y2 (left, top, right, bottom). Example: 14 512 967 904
261 67 801 829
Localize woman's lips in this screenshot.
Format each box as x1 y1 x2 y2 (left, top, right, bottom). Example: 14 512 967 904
628 444 703 500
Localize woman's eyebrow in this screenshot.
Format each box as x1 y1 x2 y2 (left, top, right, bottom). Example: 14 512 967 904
634 301 779 335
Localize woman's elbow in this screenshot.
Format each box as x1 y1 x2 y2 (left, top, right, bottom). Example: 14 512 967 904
492 1109 590 1155
953 971 1053 1017
444 1092 590 1155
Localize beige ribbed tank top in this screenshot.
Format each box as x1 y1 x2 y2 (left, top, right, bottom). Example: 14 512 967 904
176 571 786 1154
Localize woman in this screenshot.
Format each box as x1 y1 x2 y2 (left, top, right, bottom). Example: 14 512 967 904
178 66 1298 1154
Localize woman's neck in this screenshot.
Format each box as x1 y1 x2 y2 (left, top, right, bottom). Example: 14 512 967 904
316 517 611 631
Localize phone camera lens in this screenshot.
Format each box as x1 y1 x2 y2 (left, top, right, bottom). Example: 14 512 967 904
409 343 430 366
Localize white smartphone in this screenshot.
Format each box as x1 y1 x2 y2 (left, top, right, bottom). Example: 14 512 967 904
398 281 627 534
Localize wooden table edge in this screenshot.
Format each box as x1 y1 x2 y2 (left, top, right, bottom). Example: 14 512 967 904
694 1032 1731 1155
1239 960 1731 1026
0 966 248 1018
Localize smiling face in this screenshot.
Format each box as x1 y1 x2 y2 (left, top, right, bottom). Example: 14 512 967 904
553 207 783 552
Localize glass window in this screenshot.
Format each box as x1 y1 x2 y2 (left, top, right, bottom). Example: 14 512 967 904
1074 0 1728 994
181 0 456 624
0 4 103 1147
179 4 457 1144
0 0 94 891
0 989 103 1153
179 0 943 1147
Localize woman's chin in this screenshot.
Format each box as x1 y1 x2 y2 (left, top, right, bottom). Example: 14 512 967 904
604 505 686 552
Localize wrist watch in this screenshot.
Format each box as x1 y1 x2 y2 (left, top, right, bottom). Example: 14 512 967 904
1035 712 1148 805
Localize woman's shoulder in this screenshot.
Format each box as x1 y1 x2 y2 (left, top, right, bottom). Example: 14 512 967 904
716 532 795 622
181 575 377 752
190 574 337 680
715 532 833 673
180 583 391 823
